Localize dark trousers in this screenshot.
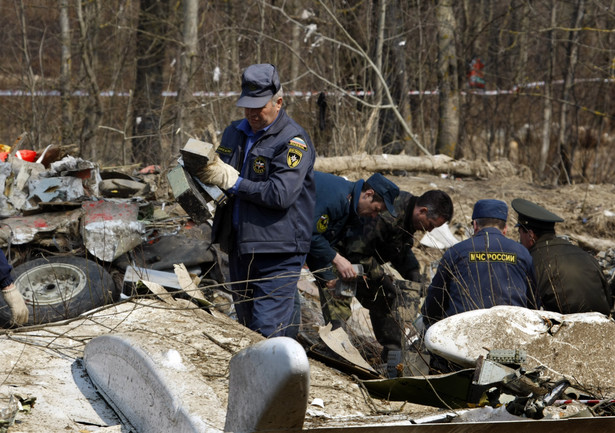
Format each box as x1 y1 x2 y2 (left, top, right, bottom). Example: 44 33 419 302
229 251 306 338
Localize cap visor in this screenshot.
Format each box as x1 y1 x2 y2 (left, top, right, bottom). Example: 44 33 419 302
236 94 272 108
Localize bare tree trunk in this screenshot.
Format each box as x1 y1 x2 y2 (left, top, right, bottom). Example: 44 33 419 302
289 0 301 86
359 0 386 154
132 0 167 166
59 0 73 145
226 1 239 85
17 0 39 148
171 0 198 158
75 0 102 160
557 0 584 184
539 1 556 177
435 0 460 157
378 0 411 154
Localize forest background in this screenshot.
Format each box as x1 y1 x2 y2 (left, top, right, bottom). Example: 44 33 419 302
0 0 613 185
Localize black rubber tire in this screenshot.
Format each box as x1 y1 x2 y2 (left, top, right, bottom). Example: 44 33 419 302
0 256 115 327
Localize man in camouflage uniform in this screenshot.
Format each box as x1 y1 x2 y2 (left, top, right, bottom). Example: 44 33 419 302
339 190 454 376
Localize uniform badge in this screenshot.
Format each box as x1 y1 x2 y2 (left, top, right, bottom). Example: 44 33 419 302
289 137 308 151
317 214 329 233
469 252 517 264
253 156 266 174
217 146 232 155
287 148 302 168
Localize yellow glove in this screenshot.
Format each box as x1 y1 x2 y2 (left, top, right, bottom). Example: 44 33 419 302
2 284 28 326
197 154 239 190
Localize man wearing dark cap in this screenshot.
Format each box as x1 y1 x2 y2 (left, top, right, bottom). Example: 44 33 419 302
512 198 612 315
305 171 400 331
339 189 454 376
198 63 316 338
422 199 538 331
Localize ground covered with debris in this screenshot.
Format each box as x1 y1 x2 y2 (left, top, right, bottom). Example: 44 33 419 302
1 155 615 430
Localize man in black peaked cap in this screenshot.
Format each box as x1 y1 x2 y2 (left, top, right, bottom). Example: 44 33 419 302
512 198 612 315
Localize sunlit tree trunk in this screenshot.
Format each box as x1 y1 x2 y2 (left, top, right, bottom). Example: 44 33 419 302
76 0 102 161
359 0 386 154
557 0 584 184
540 1 556 178
171 0 198 158
59 0 73 145
435 0 459 157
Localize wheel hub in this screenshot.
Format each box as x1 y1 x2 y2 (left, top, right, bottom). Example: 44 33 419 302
15 263 88 305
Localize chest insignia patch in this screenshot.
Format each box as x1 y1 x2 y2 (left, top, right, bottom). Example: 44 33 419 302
287 148 303 168
317 214 329 233
217 146 232 155
253 156 266 174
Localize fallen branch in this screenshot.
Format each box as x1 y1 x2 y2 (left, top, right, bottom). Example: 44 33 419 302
315 154 531 180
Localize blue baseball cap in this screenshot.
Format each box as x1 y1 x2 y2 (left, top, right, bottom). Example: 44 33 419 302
472 199 508 221
366 173 400 217
236 64 281 108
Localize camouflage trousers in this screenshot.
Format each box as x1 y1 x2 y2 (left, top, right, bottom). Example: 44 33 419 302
317 276 421 352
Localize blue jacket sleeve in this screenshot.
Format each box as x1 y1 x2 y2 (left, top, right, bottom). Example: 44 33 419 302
0 250 13 289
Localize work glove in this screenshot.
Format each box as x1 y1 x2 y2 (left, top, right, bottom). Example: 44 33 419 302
2 284 29 326
197 154 239 190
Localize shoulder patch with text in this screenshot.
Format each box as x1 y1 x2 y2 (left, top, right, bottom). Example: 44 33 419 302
217 146 232 155
253 156 266 174
289 137 308 151
287 148 303 168
469 252 517 264
317 214 330 233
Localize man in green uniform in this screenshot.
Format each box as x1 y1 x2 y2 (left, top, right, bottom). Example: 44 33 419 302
512 198 612 315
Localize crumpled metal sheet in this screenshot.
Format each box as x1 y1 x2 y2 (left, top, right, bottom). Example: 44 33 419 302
0 208 82 247
82 200 145 262
27 176 85 203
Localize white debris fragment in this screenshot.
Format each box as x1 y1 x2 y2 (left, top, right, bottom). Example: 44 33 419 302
311 398 325 408
161 349 187 371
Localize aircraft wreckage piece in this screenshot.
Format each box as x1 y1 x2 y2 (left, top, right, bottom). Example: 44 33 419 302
84 332 226 433
425 306 615 392
225 337 310 432
85 333 309 433
0 208 82 247
82 200 145 262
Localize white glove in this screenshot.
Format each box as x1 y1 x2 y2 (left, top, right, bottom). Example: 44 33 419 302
2 284 29 326
197 154 239 190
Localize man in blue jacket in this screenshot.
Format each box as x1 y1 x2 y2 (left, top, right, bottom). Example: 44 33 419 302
306 171 399 328
422 199 538 328
199 63 315 337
